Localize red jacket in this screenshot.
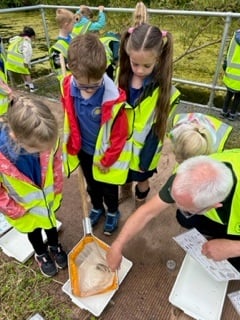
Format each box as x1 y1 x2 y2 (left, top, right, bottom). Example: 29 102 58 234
61 74 129 167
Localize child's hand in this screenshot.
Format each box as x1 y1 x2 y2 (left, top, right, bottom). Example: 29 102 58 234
94 161 109 173
98 5 104 12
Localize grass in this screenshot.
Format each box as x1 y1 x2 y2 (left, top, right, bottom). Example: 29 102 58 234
0 256 76 320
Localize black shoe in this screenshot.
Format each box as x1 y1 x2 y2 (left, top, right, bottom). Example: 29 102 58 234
49 244 68 269
228 113 236 121
219 110 229 119
35 252 58 277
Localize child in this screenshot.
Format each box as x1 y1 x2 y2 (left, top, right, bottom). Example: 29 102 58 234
169 112 233 163
99 31 120 81
61 33 130 235
220 29 240 121
0 96 67 277
6 26 37 92
118 23 180 206
0 38 13 115
71 5 106 37
49 8 75 83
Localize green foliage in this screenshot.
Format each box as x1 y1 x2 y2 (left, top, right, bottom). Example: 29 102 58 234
0 259 73 319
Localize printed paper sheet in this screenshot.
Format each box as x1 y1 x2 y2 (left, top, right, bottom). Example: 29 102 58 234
173 228 240 281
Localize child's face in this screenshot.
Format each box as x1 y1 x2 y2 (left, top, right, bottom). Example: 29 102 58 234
129 49 157 79
74 76 103 94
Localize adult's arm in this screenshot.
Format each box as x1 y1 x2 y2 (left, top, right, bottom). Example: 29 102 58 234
202 238 240 261
106 194 170 271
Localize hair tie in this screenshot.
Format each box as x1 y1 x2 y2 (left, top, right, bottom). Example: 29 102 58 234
162 30 167 37
128 27 135 34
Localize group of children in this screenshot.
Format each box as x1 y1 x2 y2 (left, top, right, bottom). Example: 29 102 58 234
0 3 235 278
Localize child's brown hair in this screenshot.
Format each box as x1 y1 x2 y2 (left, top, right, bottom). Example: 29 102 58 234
67 33 107 80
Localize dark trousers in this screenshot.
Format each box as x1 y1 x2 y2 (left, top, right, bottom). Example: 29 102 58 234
78 149 118 213
28 227 58 255
222 90 240 114
176 209 240 271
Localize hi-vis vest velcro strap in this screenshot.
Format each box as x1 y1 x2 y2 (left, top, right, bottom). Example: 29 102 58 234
173 113 232 152
93 102 132 185
204 149 240 235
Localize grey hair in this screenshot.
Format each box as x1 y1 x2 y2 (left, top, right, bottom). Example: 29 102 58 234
174 155 234 208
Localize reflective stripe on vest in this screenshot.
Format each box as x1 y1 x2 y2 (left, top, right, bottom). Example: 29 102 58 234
3 149 59 233
93 103 133 185
71 21 92 38
223 34 240 90
6 37 29 74
204 149 240 235
62 110 80 176
130 85 180 171
49 40 71 80
173 113 232 152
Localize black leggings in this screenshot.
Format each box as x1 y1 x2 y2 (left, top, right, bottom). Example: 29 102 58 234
28 227 58 255
222 90 240 114
176 210 240 271
78 149 119 213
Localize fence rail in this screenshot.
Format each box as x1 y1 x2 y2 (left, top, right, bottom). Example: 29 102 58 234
1 5 240 107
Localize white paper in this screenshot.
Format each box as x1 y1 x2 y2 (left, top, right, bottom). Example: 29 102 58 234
0 212 12 236
173 228 240 281
228 291 240 316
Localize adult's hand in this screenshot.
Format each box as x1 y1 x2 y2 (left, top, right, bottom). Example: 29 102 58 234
202 238 240 261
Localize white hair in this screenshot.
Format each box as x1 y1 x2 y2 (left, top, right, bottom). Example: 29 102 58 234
174 155 234 208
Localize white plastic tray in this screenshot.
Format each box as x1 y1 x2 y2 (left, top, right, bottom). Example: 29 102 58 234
0 220 62 263
62 256 133 317
0 212 12 236
169 253 228 320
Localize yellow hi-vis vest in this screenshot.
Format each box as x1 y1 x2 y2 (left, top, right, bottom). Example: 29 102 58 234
93 103 133 185
3 148 61 233
49 39 71 81
71 21 92 38
223 32 240 91
62 110 80 177
172 113 232 152
100 35 119 68
6 36 29 75
130 85 180 171
0 50 9 115
204 149 240 235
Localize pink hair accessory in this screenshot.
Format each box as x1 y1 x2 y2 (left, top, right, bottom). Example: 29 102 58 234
128 27 135 34
162 30 167 37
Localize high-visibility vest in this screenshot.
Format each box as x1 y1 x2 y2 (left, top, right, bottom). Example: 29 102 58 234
2 145 62 233
71 21 92 38
172 113 232 152
100 35 119 68
204 149 240 235
130 85 180 171
223 32 240 91
93 103 133 185
6 36 29 75
49 38 72 81
0 49 9 115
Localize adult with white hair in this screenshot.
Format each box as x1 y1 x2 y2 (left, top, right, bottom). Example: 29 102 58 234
107 149 240 271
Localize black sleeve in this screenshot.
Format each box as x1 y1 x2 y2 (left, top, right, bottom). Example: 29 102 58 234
159 174 176 204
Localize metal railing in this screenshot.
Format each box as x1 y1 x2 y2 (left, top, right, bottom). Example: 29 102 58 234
1 5 240 107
